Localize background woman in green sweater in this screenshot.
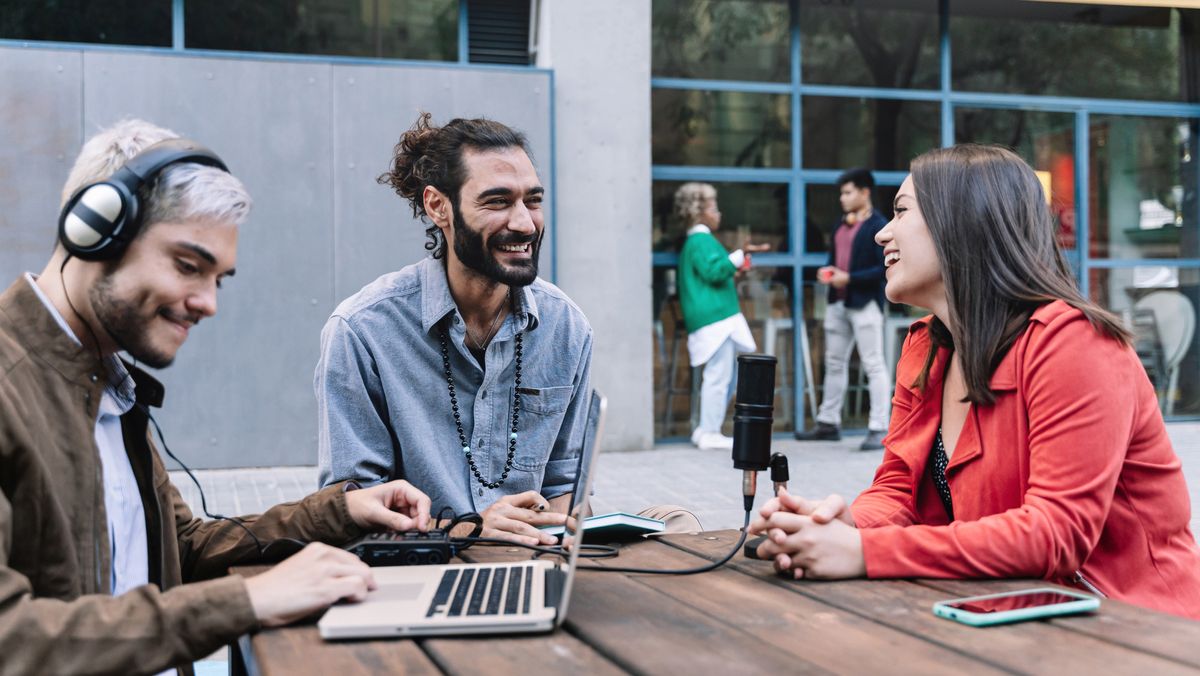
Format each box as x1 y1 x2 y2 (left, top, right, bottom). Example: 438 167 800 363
674 183 769 450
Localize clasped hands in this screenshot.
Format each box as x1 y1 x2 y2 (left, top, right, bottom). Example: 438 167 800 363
747 490 866 580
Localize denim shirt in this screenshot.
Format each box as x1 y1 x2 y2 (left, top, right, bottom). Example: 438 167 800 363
315 257 593 516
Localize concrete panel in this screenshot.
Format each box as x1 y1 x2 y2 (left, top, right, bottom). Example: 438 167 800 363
82 51 336 469
543 1 655 451
329 64 553 302
1 47 556 469
0 48 83 280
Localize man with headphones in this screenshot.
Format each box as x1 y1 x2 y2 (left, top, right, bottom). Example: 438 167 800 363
0 119 433 675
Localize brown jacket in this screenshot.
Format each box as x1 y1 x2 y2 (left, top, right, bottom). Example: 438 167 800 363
0 277 363 675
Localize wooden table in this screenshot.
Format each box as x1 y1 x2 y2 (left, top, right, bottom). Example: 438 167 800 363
234 530 1200 675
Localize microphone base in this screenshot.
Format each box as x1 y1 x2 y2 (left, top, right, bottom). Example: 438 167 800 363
743 535 767 560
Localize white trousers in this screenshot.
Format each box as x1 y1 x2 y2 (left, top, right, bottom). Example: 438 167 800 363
697 336 738 434
816 300 892 431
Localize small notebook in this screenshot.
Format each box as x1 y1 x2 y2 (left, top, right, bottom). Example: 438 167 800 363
540 512 665 540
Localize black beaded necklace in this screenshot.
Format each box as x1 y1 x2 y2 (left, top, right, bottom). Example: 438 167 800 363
438 313 523 490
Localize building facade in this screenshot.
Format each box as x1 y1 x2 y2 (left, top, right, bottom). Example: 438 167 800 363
0 1 1196 467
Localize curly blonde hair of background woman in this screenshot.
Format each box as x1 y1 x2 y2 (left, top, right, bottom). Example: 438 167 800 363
672 182 716 227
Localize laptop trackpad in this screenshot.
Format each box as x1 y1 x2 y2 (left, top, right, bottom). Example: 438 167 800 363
373 583 425 603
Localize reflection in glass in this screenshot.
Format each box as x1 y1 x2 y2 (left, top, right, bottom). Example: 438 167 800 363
1089 267 1200 417
800 0 938 90
804 183 897 255
652 0 789 82
0 0 171 46
803 97 939 171
186 0 458 61
653 267 795 438
1090 116 1200 260
952 3 1193 101
652 89 791 167
652 181 788 254
956 108 1077 249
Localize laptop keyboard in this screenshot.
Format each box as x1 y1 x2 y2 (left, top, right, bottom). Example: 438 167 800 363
425 564 540 618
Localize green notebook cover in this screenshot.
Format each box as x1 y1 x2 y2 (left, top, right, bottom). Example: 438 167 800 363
539 511 666 540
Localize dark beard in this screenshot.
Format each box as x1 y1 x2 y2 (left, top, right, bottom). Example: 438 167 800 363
451 200 541 287
89 275 176 369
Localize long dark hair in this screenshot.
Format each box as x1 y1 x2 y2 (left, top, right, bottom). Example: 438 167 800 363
910 144 1131 404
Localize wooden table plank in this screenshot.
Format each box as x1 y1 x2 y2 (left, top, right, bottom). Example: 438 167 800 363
460 540 827 674
915 578 1200 670
240 625 441 676
580 536 1007 676
460 540 839 674
565 565 830 675
660 531 1198 676
421 633 628 675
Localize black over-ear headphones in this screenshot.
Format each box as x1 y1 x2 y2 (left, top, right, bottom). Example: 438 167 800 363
58 138 229 261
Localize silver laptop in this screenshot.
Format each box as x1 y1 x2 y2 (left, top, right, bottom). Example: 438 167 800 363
318 392 606 639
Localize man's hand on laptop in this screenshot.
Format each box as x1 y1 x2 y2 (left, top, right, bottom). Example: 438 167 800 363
480 491 569 546
345 479 432 532
245 543 376 627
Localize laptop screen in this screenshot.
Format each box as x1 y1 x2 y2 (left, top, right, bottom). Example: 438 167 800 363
553 390 606 626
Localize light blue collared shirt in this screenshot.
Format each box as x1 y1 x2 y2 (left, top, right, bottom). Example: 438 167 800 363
25 274 145 596
315 257 593 516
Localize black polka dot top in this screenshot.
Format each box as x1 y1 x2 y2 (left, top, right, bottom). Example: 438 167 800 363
931 428 954 521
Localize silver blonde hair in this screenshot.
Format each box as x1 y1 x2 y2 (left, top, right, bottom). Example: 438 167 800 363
60 118 252 230
672 182 716 225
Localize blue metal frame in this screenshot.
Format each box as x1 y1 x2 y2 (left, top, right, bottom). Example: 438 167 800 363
652 1 1200 431
172 0 184 51
0 0 545 75
0 38 549 74
1075 109 1091 297
458 0 470 63
548 68 558 284
650 78 1200 119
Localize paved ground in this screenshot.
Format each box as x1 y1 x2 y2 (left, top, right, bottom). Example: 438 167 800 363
172 422 1200 538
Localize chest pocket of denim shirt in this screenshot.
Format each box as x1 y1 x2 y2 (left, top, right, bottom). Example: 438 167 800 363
510 385 573 471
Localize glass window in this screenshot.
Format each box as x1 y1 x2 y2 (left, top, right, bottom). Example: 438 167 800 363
653 181 789 254
186 0 458 61
952 3 1194 101
651 0 789 82
955 108 1077 250
800 0 939 90
653 89 791 167
1089 116 1200 260
1088 266 1200 417
803 97 939 171
804 183 897 256
0 0 171 46
654 266 796 437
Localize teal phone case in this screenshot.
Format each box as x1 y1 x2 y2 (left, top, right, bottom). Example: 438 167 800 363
932 587 1101 627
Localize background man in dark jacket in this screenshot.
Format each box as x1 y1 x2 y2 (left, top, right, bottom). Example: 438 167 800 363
0 119 432 676
796 168 892 451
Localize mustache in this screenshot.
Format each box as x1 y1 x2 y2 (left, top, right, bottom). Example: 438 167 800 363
159 308 202 327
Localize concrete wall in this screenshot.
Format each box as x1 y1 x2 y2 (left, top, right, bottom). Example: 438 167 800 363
539 0 655 451
0 46 552 468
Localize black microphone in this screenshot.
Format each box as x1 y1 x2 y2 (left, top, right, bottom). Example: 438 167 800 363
731 354 777 512
770 452 789 495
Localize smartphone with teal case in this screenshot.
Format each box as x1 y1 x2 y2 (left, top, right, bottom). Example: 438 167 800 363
932 587 1100 627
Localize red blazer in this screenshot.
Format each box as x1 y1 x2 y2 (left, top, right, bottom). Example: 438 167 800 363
853 301 1200 620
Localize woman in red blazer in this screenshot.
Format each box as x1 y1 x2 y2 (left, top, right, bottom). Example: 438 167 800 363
751 145 1200 620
